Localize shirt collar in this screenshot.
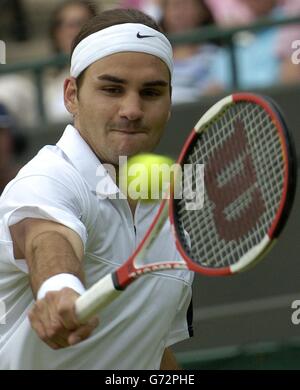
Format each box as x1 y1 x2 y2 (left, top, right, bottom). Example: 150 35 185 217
56 125 119 198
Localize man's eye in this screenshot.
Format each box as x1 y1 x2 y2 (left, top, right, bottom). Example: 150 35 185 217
102 87 123 94
142 89 161 97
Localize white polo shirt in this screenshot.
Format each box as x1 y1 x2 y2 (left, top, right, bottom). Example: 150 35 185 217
0 125 194 370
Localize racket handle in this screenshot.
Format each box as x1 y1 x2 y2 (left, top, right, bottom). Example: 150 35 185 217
75 273 121 323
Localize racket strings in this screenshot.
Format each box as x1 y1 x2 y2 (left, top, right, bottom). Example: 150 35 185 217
175 102 286 268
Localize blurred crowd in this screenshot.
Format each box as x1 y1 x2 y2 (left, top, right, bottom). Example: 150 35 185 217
0 0 300 191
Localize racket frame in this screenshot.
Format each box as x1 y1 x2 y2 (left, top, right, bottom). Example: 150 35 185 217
170 92 296 276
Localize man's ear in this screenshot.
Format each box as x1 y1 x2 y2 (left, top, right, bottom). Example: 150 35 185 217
64 77 78 115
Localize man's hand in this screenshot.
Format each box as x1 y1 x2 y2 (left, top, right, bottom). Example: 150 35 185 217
28 288 99 349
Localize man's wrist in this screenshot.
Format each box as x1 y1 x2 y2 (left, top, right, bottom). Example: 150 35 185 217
37 273 86 300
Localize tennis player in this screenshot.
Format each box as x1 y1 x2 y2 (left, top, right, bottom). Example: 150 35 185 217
0 9 193 369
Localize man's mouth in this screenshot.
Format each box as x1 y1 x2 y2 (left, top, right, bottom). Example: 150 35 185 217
111 129 146 134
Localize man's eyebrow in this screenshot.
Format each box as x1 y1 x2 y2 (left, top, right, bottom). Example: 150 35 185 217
143 80 169 88
97 75 127 84
97 75 168 88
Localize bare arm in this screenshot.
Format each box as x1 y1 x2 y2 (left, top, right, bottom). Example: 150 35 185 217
160 347 181 370
11 218 84 296
10 218 99 349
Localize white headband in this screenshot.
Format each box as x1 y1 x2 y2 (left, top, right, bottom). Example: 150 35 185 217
70 23 174 79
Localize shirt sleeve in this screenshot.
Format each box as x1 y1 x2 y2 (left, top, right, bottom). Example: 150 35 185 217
0 174 88 273
165 284 194 347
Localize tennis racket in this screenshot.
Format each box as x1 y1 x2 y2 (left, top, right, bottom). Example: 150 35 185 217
75 92 297 323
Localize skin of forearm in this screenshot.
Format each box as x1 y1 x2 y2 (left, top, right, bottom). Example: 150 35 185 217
26 231 84 297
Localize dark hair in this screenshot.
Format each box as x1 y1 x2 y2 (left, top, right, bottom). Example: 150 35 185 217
71 8 165 90
50 0 98 53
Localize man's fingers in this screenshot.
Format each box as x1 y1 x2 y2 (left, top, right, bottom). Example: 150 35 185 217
32 298 66 347
30 293 75 349
29 289 98 349
55 288 81 330
68 316 99 345
43 320 71 348
28 310 61 350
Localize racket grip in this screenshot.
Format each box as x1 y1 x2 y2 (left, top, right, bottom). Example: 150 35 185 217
75 273 121 323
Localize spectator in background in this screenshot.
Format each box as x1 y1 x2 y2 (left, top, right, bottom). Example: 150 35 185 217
0 74 38 129
0 103 26 194
160 0 222 104
44 0 98 124
119 0 163 22
0 0 98 129
0 0 37 128
49 0 98 56
212 0 286 90
205 0 255 27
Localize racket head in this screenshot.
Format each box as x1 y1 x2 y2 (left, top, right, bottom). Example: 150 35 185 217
170 92 297 276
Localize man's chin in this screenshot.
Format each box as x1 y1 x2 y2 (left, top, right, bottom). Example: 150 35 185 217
116 138 152 156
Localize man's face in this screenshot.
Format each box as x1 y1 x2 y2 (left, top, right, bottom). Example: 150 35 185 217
65 52 171 166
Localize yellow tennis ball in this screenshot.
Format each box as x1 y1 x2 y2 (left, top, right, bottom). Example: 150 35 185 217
119 153 175 202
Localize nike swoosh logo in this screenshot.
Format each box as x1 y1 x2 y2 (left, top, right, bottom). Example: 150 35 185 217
137 32 155 39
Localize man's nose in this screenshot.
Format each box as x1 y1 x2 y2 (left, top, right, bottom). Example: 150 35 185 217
118 93 144 121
